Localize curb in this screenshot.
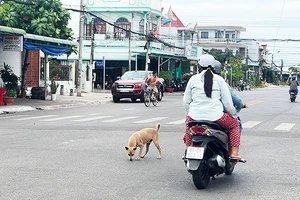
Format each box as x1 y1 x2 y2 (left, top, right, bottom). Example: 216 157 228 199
0 99 113 114
0 106 36 114
34 99 113 110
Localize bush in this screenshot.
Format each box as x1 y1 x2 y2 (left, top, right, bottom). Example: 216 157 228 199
0 62 19 90
4 88 17 97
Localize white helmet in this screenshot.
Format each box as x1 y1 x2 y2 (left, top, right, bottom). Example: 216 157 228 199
198 54 215 68
214 60 222 74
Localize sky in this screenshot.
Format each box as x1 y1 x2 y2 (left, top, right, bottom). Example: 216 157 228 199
162 0 300 40
60 0 300 66
161 0 300 66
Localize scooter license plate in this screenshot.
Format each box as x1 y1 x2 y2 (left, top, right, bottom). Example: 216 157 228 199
186 147 204 159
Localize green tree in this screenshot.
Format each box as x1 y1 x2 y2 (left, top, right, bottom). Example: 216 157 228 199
0 0 75 96
288 66 298 74
208 48 247 85
0 0 73 40
229 57 245 83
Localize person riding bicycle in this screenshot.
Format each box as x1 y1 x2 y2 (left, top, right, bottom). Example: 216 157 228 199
146 71 159 103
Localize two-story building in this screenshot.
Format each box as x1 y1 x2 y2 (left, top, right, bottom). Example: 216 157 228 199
176 26 247 57
57 1 201 91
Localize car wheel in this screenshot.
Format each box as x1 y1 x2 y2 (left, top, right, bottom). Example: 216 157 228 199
140 91 145 102
113 96 120 103
131 98 137 103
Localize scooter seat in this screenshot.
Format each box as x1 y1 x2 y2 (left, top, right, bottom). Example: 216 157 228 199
188 120 223 131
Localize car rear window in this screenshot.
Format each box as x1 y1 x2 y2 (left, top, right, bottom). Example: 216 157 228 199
121 72 146 80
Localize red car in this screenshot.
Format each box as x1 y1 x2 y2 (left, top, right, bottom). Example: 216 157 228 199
111 71 164 103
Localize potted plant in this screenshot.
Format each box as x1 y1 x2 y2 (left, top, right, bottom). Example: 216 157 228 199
0 63 19 92
0 84 6 106
50 79 59 101
3 88 17 106
159 70 174 93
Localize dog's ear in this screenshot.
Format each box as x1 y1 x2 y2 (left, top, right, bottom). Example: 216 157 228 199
133 147 137 151
125 147 129 150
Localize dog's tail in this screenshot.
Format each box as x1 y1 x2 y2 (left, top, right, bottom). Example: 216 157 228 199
156 123 160 132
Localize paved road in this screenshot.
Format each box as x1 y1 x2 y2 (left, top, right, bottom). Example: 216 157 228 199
0 86 299 200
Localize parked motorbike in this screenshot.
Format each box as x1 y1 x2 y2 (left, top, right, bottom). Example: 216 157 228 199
105 80 112 90
237 83 245 91
184 120 246 189
289 90 297 102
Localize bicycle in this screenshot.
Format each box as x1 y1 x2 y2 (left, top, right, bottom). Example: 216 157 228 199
143 86 158 107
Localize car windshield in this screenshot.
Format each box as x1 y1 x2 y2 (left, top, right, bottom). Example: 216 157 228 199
121 71 147 80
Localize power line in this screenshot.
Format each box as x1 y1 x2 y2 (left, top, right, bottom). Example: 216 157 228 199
66 8 184 50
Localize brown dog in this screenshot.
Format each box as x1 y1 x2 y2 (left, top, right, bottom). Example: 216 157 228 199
125 123 161 161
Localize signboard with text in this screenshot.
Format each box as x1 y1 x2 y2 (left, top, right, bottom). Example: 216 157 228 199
3 36 23 51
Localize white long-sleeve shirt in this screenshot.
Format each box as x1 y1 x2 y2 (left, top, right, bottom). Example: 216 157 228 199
183 70 237 121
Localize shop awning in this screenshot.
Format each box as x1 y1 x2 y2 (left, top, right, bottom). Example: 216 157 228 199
23 34 78 56
0 25 26 35
24 43 70 56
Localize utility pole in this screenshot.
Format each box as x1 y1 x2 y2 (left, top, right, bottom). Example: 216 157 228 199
145 12 151 71
145 41 150 71
77 0 84 97
128 29 132 71
245 48 249 81
128 13 133 71
90 18 95 92
90 18 95 69
258 47 263 81
280 59 283 81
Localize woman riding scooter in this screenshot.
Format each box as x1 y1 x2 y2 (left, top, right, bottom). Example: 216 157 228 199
183 54 243 160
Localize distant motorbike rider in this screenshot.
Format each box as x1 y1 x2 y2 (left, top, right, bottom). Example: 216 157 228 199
289 77 299 95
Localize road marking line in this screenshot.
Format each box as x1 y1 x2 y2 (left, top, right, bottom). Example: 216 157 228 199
87 113 102 116
40 115 83 122
124 108 135 111
274 123 295 131
133 117 168 123
0 114 31 119
167 119 185 125
13 115 58 121
242 121 261 128
102 116 139 122
246 100 264 107
73 116 112 122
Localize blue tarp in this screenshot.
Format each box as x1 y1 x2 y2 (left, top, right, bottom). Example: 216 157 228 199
24 43 70 56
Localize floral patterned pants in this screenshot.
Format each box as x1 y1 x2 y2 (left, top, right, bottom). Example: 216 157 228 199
183 113 241 147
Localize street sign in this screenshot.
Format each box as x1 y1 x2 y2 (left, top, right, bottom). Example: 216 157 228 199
95 61 103 68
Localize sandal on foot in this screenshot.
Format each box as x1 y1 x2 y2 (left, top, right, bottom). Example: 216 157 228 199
230 154 242 160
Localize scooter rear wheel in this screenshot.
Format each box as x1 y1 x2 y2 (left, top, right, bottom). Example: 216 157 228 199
192 160 210 189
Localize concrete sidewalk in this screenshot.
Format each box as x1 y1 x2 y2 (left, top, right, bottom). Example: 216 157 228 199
0 90 183 114
0 91 113 114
